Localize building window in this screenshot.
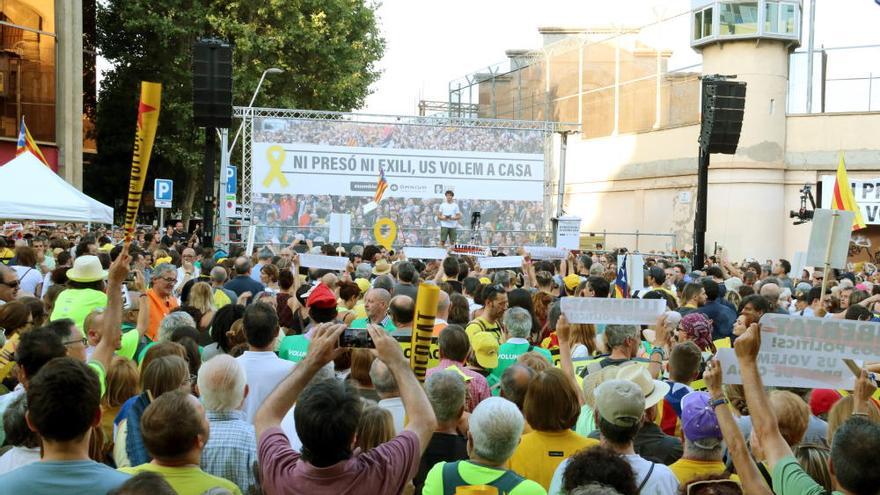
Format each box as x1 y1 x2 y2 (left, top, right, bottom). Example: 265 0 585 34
693 7 713 40
720 2 759 36
765 1 797 34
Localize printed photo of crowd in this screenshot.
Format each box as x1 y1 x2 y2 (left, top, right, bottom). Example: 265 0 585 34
253 117 547 154
251 193 547 247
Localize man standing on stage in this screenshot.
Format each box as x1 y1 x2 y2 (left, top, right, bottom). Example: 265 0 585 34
437 190 462 247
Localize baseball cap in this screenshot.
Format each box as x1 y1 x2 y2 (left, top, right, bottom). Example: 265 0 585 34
563 274 581 291
595 379 645 427
354 278 371 295
306 283 337 309
471 332 499 369
681 391 722 448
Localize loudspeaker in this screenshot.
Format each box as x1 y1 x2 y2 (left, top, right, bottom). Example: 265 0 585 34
699 78 746 154
192 39 233 129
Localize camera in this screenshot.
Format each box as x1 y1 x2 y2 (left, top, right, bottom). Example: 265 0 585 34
339 328 375 348
789 184 816 225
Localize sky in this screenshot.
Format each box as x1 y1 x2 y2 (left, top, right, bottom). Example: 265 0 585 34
361 0 880 115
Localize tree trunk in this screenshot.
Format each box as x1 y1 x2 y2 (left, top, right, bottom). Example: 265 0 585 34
180 168 199 229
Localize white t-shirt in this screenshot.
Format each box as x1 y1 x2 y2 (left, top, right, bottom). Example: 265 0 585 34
12 265 41 296
548 453 679 495
439 202 461 228
237 351 296 422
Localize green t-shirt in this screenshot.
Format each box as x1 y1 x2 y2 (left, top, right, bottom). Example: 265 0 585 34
119 463 242 495
278 335 310 363
116 329 140 361
422 460 546 495
88 360 106 397
51 288 108 330
488 341 552 391
575 403 596 437
771 455 842 495
350 316 396 332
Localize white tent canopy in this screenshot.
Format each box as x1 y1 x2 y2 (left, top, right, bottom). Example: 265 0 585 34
0 152 113 224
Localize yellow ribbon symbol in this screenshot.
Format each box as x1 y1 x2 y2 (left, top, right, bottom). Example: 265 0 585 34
373 217 397 249
262 145 289 188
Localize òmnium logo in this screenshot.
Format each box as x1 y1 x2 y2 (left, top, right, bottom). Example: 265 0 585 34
350 182 375 192
350 181 427 193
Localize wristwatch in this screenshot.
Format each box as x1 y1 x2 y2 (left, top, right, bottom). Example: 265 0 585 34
650 347 666 360
710 397 729 409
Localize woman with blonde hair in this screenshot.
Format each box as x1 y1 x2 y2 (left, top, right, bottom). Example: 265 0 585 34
101 356 139 459
826 394 880 440
355 404 395 452
186 282 216 332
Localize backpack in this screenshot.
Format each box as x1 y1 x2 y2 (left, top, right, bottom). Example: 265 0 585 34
441 461 525 495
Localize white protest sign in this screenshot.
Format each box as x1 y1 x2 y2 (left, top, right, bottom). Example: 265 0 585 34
617 254 645 293
716 348 856 390
758 313 880 361
555 216 582 250
806 209 855 269
821 175 880 224
560 297 666 325
298 254 349 271
525 246 569 259
328 213 352 243
404 247 448 260
792 251 807 278
477 256 524 269
245 225 256 258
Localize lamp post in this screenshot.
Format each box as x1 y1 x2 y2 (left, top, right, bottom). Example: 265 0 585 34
218 67 284 249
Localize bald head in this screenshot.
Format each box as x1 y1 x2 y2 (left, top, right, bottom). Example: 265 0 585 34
500 364 535 411
436 290 451 319
234 256 251 275
760 283 781 300
321 273 339 290
389 295 414 326
210 266 228 285
197 354 247 412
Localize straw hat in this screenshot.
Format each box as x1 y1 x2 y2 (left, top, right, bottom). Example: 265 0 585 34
583 363 669 410
372 259 392 276
66 255 108 283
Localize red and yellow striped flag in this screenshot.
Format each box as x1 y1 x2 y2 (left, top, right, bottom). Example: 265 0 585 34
16 116 52 170
831 153 866 231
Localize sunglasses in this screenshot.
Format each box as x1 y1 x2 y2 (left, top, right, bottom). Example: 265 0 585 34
0 280 19 289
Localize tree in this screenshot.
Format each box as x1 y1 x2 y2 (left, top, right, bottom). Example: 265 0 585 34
90 0 384 228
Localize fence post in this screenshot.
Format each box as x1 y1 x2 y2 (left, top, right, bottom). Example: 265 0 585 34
635 230 640 252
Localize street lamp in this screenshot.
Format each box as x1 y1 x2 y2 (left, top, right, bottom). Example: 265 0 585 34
218 67 284 249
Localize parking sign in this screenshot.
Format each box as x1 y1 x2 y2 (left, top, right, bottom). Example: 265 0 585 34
154 179 173 208
226 166 237 195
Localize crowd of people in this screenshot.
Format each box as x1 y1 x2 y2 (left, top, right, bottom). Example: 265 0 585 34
252 194 545 247
0 220 878 495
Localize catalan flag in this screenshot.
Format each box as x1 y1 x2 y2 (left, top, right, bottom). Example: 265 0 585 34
16 116 51 169
831 153 866 231
614 254 630 298
374 166 388 203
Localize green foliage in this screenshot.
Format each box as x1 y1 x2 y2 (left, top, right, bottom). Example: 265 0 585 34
89 0 385 221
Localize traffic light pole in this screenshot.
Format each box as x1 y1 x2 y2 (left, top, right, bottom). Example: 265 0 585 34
694 147 709 270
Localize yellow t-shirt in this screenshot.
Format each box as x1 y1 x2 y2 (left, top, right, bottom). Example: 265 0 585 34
119 463 242 495
509 429 599 490
669 458 739 485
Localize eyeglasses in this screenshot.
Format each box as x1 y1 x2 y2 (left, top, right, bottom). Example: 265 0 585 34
63 337 88 347
159 277 177 284
0 280 19 289
686 479 742 495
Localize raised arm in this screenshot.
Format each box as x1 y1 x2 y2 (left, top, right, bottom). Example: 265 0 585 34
367 324 437 453
647 314 672 379
704 358 773 495
93 245 130 373
734 324 792 471
254 323 346 438
555 314 584 405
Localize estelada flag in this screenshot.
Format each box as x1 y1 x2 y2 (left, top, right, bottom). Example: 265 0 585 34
830 153 866 231
374 165 388 203
16 116 53 171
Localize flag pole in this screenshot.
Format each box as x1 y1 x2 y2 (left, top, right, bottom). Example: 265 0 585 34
819 210 838 312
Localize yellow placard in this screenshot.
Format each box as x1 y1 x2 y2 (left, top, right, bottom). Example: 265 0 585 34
373 217 398 249
411 283 439 381
124 81 162 244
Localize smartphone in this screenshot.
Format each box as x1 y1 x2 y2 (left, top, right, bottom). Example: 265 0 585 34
339 328 375 348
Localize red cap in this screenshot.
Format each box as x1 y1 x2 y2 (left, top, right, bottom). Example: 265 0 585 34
810 389 842 417
306 283 337 309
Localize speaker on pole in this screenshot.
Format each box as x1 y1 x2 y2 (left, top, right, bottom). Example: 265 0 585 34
192 38 233 249
192 39 233 129
693 75 746 270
